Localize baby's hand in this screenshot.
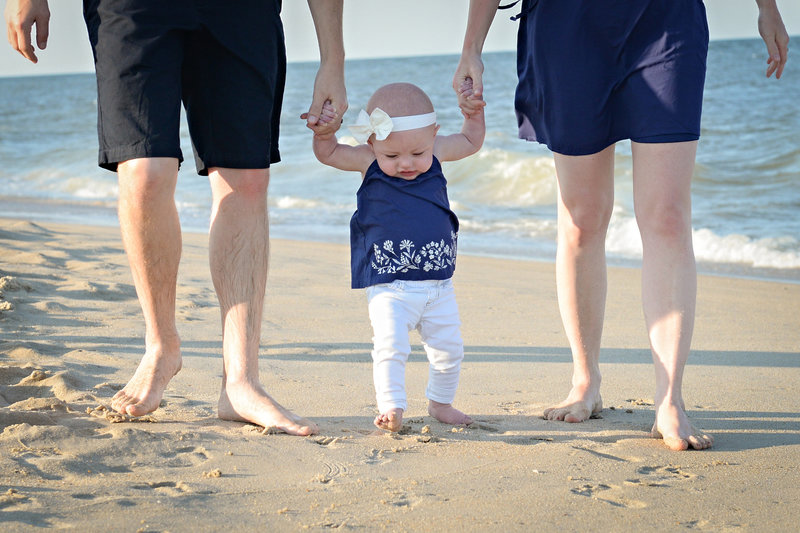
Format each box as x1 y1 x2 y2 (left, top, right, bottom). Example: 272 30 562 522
457 77 485 118
301 100 341 137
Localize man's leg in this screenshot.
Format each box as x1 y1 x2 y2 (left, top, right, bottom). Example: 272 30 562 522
631 141 713 450
209 167 318 436
544 146 615 422
112 157 183 417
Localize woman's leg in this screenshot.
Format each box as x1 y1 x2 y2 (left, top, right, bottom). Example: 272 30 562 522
631 141 712 450
545 146 615 422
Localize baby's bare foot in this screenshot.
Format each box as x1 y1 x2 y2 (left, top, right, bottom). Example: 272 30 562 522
543 384 602 423
428 400 473 426
374 408 404 432
112 347 181 417
651 401 713 451
218 379 318 436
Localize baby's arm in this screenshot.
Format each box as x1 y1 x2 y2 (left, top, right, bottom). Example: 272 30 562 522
312 104 374 173
434 79 486 162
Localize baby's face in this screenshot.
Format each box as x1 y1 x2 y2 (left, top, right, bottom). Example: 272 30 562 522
370 125 438 181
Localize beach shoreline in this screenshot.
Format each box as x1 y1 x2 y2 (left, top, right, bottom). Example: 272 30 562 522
2 197 798 287
1 216 799 531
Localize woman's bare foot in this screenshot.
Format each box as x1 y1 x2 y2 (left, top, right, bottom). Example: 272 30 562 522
543 383 602 423
218 379 318 436
428 400 473 426
112 346 182 417
374 408 404 432
651 400 713 451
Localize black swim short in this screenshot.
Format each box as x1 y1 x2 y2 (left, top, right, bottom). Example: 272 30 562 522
83 0 286 175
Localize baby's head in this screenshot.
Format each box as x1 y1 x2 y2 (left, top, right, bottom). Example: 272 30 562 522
366 82 435 121
354 82 439 180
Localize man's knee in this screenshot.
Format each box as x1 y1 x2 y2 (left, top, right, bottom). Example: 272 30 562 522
212 168 271 198
118 158 180 204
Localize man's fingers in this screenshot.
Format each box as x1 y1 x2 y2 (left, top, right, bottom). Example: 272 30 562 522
305 98 325 125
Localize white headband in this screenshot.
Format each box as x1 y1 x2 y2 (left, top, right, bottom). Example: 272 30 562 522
348 107 437 144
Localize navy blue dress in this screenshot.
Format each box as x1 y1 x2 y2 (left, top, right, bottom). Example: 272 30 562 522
350 157 459 289
514 0 709 155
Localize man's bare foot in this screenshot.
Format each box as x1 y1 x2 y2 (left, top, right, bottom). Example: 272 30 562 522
218 379 318 436
112 347 182 417
543 384 602 423
651 401 713 451
428 400 473 426
374 408 404 432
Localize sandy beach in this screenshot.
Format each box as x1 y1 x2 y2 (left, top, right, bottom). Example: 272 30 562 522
1 216 798 531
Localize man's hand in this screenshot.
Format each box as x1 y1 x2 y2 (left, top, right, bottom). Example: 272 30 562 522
5 0 50 63
304 0 347 138
301 63 347 137
304 99 340 139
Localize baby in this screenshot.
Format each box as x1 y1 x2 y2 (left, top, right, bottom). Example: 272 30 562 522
311 82 485 431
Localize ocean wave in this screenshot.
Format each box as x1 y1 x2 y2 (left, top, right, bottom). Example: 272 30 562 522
692 230 800 269
604 214 800 270
69 178 118 199
459 216 557 239
273 196 322 209
444 148 557 207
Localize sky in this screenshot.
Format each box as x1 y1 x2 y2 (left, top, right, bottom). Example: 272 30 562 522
1 0 799 78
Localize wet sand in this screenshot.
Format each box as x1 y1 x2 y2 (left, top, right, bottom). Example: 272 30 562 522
1 217 798 531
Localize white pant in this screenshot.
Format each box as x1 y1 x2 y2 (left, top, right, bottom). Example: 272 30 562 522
366 279 464 413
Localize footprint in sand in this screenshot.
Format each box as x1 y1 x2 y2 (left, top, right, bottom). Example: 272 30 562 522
309 435 341 446
1 363 97 412
570 482 648 509
637 464 699 481
498 401 524 415
158 444 210 468
130 480 196 496
364 448 389 466
380 489 413 508
56 280 135 302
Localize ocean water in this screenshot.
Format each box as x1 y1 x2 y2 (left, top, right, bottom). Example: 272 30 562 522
1 39 798 282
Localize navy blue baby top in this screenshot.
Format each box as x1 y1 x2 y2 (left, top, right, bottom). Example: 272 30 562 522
350 157 459 289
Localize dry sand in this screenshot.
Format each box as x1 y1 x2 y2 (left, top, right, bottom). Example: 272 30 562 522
1 217 799 531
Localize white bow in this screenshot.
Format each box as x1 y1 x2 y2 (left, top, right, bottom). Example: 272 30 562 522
348 108 394 144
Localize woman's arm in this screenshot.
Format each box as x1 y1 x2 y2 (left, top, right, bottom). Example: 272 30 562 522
452 0 500 114
755 0 790 79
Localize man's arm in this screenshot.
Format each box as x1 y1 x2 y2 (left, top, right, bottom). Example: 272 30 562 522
303 0 348 137
4 0 50 63
755 0 789 79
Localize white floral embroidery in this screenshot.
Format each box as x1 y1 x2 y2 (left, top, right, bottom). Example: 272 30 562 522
371 232 457 274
